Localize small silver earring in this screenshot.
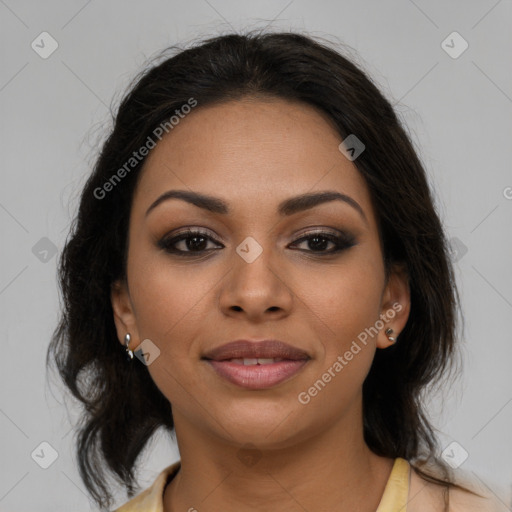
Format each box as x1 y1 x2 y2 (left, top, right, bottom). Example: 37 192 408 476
385 328 396 343
125 333 134 360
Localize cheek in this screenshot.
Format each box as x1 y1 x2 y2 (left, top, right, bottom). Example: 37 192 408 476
296 257 384 350
296 272 381 414
126 251 221 393
128 247 215 343
127 263 206 406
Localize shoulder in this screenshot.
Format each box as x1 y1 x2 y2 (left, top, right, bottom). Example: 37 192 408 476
448 486 504 512
407 463 505 512
112 461 181 512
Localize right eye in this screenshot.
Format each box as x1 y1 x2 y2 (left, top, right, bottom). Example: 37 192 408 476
158 229 224 256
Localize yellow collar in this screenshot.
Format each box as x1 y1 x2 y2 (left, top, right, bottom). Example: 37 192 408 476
114 457 410 512
376 457 410 511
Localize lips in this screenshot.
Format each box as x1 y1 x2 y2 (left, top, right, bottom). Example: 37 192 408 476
202 340 310 389
203 339 310 361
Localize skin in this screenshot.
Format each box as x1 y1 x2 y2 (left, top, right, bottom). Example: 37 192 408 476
111 96 412 511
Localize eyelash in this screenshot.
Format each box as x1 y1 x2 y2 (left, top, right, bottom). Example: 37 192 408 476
158 228 357 257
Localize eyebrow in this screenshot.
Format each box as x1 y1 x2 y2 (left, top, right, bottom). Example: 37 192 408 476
145 189 368 224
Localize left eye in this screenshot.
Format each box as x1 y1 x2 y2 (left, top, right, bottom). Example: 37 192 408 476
288 231 356 254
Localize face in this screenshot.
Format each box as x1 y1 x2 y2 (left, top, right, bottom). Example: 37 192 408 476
111 97 410 449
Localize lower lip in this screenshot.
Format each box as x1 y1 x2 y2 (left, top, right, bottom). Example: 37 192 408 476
206 360 309 389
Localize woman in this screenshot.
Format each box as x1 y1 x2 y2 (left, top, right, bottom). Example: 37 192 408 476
47 31 503 511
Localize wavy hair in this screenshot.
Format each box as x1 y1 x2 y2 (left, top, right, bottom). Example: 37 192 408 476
47 30 474 510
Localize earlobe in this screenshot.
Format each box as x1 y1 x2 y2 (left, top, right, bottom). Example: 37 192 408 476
377 265 411 349
110 279 139 347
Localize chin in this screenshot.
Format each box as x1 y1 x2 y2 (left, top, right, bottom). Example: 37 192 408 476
215 402 307 446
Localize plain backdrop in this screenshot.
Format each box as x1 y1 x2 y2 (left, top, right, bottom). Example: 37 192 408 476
1 1 511 510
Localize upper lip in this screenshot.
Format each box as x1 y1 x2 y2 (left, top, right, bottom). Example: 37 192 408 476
202 340 310 361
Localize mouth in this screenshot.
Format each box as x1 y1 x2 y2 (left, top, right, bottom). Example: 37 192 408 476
202 339 310 390
218 357 290 365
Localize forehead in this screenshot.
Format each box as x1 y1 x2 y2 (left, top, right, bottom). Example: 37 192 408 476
132 97 376 224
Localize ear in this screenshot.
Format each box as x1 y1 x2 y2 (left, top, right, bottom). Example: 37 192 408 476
376 264 411 349
111 278 140 349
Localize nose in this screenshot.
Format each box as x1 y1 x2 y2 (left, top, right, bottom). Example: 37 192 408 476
218 243 294 322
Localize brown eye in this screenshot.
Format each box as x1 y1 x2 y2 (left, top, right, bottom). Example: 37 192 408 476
158 229 223 256
158 228 356 258
289 231 357 254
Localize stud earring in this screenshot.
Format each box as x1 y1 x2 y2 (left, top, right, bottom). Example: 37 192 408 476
125 333 134 360
385 328 396 343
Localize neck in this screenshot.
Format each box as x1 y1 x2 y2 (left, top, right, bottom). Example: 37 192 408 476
163 406 394 512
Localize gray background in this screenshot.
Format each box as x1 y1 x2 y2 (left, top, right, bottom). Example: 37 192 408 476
1 0 511 510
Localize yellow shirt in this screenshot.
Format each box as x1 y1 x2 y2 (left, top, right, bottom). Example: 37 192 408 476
113 457 504 511
114 457 409 512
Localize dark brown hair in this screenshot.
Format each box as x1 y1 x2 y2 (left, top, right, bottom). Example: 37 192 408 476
47 30 476 510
